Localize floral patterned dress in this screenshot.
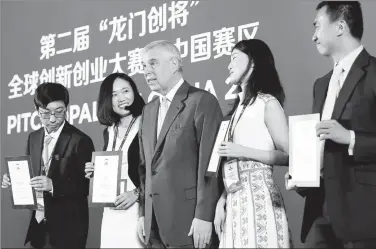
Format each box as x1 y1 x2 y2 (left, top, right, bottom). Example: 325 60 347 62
219 93 292 248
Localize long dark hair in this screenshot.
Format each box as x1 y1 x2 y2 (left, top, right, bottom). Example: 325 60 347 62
228 39 285 115
97 73 145 126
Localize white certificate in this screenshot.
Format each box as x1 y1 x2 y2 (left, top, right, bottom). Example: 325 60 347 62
90 151 122 206
5 156 37 209
289 114 321 187
206 120 230 177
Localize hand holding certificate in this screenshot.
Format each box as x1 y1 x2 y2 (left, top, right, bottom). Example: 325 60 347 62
206 120 230 177
89 151 122 207
4 156 37 209
289 114 321 187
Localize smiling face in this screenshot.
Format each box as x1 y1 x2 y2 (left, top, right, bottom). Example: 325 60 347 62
112 78 135 117
226 49 253 85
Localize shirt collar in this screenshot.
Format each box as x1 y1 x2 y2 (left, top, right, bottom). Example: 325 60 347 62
160 78 184 103
44 120 65 139
335 45 364 73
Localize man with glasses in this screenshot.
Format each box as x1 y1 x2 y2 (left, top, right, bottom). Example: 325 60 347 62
137 40 223 248
2 82 95 249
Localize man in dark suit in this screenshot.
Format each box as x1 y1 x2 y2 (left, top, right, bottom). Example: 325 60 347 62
136 40 223 248
2 83 95 248
287 1 376 248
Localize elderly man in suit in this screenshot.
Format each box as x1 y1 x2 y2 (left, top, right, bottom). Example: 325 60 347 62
136 40 223 248
2 83 94 249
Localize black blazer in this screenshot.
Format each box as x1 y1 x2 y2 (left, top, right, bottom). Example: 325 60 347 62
25 122 95 248
102 127 140 188
301 49 376 243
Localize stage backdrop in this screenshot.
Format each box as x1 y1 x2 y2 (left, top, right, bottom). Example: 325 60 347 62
2 0 376 248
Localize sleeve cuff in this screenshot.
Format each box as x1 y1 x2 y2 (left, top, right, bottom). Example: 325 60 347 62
348 130 355 155
49 185 53 195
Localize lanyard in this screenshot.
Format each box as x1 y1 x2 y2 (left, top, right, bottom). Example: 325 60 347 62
112 117 136 151
42 153 55 175
41 136 57 175
227 104 248 142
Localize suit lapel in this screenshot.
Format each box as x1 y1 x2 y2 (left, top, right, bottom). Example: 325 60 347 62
144 98 159 153
47 122 72 178
331 50 370 119
31 129 44 176
153 82 189 158
314 74 331 115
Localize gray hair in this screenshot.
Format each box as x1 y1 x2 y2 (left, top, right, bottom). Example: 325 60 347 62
143 40 183 72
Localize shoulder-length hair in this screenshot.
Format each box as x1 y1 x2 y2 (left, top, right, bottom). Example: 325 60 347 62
97 73 145 126
228 39 285 115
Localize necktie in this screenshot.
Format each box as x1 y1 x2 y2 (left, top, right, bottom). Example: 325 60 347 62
43 134 53 173
35 134 53 223
157 96 169 138
320 66 344 175
321 66 344 120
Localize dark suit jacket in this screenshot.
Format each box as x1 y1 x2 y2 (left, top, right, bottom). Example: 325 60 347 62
25 122 95 248
102 127 140 188
301 49 376 243
138 82 223 247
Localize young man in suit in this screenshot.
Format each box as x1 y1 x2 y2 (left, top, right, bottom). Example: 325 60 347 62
136 40 223 248
2 83 95 248
287 1 376 248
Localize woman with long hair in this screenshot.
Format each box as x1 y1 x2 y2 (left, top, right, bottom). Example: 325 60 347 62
85 73 145 248
214 39 291 248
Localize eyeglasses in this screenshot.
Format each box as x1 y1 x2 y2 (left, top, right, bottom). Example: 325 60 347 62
39 109 66 119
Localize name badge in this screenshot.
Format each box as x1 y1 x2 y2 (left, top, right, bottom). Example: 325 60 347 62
222 159 242 193
36 191 44 211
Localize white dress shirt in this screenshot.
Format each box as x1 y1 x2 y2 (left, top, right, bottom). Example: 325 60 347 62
35 121 65 222
42 120 65 193
332 45 363 155
157 78 184 137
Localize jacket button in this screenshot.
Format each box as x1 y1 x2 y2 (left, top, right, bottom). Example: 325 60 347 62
152 170 157 176
149 194 152 197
